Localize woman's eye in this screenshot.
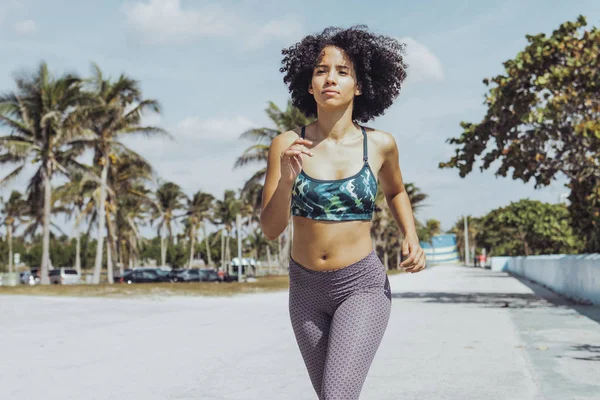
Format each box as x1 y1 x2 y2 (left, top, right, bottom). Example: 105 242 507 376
339 71 347 75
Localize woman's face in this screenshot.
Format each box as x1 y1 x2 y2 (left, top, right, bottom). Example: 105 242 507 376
308 46 361 110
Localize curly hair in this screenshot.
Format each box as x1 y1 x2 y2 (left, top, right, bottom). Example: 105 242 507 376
280 25 407 123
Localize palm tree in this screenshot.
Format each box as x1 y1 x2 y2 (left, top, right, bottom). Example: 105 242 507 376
0 62 87 283
74 64 170 284
239 182 263 233
115 183 152 271
234 100 315 190
371 183 429 269
0 191 28 272
111 154 154 274
151 181 187 267
180 190 214 267
54 171 95 275
417 219 441 244
211 189 242 274
77 150 155 280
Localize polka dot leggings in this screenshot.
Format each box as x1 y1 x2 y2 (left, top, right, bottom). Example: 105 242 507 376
288 250 392 399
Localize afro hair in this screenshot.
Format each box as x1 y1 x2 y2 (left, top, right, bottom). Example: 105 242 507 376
280 25 408 123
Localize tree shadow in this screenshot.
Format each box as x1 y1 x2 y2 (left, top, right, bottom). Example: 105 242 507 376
510 273 600 325
391 271 600 325
562 344 600 362
391 291 552 309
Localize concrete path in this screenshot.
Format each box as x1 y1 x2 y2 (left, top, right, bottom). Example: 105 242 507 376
1 264 599 400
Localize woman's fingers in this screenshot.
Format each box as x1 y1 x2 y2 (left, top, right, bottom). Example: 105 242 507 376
400 251 417 268
282 146 312 158
291 154 302 172
295 138 313 146
405 251 426 273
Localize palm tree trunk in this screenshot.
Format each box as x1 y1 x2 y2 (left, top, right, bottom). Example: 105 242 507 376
383 251 389 271
220 229 225 271
160 224 167 267
266 245 272 275
7 224 13 273
107 233 114 284
92 159 109 284
226 232 231 275
189 224 196 268
75 234 81 275
203 223 212 267
40 167 52 285
119 240 124 276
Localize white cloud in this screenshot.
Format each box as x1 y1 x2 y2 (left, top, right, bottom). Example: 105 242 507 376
244 15 304 50
123 0 303 48
399 37 444 84
14 19 37 35
119 114 260 205
176 115 257 141
123 0 237 44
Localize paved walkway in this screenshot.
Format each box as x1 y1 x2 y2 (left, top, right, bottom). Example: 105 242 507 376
1 264 599 399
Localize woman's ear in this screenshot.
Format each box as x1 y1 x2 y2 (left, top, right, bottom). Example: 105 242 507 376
308 84 313 94
355 85 362 96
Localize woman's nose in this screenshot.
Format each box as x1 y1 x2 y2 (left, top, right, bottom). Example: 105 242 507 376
326 71 337 84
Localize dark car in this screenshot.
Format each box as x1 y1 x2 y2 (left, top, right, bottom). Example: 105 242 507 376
166 269 186 282
118 269 171 284
200 269 220 282
176 269 220 283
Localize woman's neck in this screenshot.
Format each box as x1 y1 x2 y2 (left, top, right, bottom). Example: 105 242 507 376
314 106 358 143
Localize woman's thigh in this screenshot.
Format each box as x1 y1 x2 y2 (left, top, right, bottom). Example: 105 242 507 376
289 283 332 396
321 290 392 399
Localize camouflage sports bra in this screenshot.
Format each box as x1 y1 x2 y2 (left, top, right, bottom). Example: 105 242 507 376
290 125 378 221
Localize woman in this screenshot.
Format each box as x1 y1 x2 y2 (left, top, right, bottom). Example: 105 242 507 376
260 26 426 399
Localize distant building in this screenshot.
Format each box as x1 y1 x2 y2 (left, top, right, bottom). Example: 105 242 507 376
420 234 460 264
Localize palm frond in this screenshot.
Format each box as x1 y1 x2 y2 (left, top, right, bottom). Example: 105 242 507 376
0 164 26 188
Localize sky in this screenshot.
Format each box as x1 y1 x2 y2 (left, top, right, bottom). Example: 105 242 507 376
0 0 598 238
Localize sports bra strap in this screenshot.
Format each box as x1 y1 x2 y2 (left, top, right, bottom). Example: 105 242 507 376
300 125 368 162
361 126 368 163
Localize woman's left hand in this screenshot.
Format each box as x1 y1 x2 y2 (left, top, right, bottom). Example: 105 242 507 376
399 236 426 273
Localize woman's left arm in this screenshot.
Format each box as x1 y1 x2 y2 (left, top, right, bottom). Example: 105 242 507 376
376 132 426 273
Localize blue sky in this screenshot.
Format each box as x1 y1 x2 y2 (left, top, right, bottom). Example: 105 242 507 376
0 0 598 237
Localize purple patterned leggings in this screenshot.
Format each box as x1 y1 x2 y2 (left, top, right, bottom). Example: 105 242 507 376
288 250 392 399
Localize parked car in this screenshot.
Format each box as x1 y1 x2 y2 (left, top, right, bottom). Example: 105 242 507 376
166 269 186 282
174 269 218 282
19 271 39 285
200 269 220 282
118 269 171 284
49 268 80 285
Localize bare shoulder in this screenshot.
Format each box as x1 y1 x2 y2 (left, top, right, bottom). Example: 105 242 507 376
362 126 398 156
270 129 303 152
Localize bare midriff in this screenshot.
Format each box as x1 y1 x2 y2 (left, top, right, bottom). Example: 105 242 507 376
290 216 374 271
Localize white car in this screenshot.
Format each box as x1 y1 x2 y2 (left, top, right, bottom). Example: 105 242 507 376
49 268 80 285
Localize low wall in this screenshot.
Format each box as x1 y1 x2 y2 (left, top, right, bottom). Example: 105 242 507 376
491 254 600 305
0 272 20 286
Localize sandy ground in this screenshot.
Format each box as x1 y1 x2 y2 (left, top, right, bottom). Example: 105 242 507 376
1 264 599 400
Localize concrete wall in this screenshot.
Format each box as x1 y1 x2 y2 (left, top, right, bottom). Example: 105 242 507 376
491 254 600 305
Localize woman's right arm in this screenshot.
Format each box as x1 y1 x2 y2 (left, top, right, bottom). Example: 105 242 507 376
260 132 313 240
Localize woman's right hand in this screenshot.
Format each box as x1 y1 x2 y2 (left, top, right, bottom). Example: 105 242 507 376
280 138 313 185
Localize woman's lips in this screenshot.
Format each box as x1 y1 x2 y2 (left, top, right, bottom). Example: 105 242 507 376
323 90 339 95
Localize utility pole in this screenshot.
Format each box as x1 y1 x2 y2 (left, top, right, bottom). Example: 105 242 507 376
464 215 470 266
236 213 243 283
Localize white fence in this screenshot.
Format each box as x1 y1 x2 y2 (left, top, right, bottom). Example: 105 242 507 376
491 254 600 305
